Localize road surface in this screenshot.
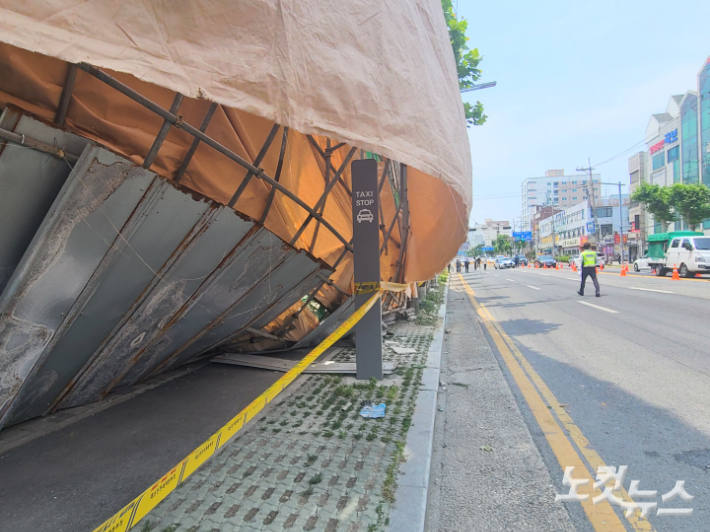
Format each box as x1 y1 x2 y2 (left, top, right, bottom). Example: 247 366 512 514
456 266 710 531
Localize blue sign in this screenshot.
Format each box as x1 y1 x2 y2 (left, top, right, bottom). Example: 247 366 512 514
664 129 677 145
512 231 532 242
586 222 596 233
482 246 495 251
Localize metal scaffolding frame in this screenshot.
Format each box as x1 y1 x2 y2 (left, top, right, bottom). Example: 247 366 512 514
0 61 412 345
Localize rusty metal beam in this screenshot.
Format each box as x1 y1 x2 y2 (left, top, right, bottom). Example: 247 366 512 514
55 64 78 128
143 93 184 169
380 201 402 255
306 134 352 197
308 139 332 254
0 127 80 163
174 102 218 183
228 123 280 207
289 147 356 246
76 63 352 252
259 127 289 225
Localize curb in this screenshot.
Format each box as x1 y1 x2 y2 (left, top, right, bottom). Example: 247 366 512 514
386 281 448 532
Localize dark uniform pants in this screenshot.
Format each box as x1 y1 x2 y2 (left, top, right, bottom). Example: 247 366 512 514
580 267 600 295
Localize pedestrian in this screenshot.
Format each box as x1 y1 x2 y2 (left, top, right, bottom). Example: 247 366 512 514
456 258 461 273
464 257 470 273
483 259 487 271
578 243 600 297
447 262 451 273
514 255 519 268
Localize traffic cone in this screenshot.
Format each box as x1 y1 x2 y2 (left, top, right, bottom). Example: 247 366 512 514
672 267 680 280
544 263 547 269
696 273 701 278
620 266 626 277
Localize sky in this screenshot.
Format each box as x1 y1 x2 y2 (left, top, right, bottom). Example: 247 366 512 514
458 0 710 228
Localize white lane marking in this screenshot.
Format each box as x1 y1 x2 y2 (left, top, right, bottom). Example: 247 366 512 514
536 273 549 276
494 274 499 277
567 277 580 281
577 301 618 314
527 285 541 290
506 279 516 282
628 287 674 294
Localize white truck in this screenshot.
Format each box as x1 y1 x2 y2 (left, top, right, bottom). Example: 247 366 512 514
646 231 710 277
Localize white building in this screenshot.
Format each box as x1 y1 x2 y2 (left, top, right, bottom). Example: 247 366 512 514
538 196 629 258
469 219 512 248
521 169 602 231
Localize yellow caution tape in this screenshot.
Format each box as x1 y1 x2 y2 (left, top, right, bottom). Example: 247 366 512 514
353 280 409 295
93 290 385 532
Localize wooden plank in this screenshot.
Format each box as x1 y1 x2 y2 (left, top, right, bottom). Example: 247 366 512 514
212 354 397 375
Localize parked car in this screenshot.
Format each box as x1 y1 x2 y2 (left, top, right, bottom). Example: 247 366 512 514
494 256 515 269
633 254 651 272
513 254 528 266
535 255 557 268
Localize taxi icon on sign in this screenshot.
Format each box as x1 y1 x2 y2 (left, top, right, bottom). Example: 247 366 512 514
357 209 374 223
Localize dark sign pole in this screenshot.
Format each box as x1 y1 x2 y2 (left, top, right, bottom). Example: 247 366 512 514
351 159 383 380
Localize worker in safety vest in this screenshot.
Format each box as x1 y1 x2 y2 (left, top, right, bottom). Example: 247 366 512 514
577 243 600 297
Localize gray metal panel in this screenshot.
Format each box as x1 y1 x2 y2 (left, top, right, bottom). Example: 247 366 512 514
0 139 334 427
0 110 89 294
7 177 212 422
293 297 355 349
57 208 254 405
0 147 157 425
163 251 327 369
216 268 327 351
124 229 294 382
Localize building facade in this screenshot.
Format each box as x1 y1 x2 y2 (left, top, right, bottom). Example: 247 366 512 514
469 219 512 248
537 196 629 259
632 57 710 239
521 169 602 231
628 151 650 259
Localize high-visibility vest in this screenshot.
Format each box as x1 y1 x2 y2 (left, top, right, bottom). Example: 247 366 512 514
581 250 597 267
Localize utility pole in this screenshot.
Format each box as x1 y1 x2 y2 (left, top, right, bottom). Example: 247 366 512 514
618 181 624 263
576 159 600 250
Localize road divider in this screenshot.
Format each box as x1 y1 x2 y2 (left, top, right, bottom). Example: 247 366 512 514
93 282 408 532
456 274 655 532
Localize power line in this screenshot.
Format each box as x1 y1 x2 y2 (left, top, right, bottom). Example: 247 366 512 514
592 139 646 167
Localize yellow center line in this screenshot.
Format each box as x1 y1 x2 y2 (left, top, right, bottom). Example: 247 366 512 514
456 274 655 532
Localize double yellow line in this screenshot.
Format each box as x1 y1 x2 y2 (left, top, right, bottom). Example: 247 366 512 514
456 274 654 532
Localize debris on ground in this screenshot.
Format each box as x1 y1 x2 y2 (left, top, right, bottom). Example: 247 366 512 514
360 402 387 418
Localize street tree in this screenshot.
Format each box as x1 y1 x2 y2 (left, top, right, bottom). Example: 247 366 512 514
668 183 710 231
441 0 486 126
630 183 675 231
494 235 511 255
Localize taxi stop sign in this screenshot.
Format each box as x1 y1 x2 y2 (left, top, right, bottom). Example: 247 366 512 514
351 159 383 379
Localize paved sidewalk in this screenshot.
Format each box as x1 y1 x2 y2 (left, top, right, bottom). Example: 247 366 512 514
143 321 440 532
425 275 576 531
